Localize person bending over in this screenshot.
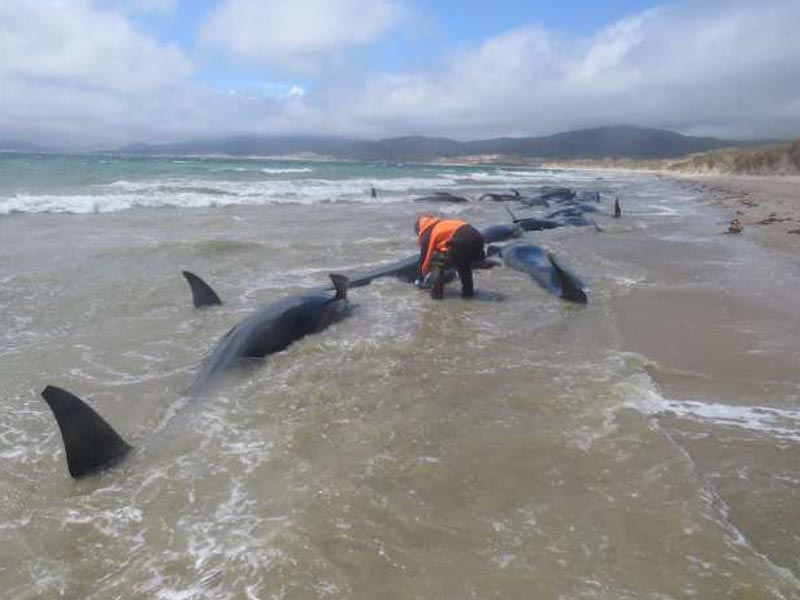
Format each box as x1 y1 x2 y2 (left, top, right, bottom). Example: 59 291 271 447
414 214 486 300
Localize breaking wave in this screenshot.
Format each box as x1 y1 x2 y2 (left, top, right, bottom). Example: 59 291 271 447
0 176 461 215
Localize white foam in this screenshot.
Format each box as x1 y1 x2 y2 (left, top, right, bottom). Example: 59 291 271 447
0 175 462 214
261 167 313 174
439 169 549 184
61 506 144 538
638 396 800 443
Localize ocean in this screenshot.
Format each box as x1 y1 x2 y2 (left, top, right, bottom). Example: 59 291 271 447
1 153 799 599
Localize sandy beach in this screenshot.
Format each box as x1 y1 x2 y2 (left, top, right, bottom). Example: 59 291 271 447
671 174 800 253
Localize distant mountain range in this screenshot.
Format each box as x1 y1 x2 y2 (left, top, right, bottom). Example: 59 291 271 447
3 126 775 161
118 126 771 161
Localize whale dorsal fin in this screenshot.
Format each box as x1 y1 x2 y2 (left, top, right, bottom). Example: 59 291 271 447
41 386 132 479
504 205 519 223
329 274 349 300
547 253 588 304
614 196 622 218
182 271 222 308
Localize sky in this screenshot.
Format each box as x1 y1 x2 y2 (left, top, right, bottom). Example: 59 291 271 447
1 0 799 147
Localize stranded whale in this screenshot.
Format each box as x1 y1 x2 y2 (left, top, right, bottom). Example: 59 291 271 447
41 274 351 479
488 243 588 304
189 274 349 393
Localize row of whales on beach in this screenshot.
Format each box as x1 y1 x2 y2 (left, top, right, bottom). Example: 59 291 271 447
411 185 622 230
38 190 614 479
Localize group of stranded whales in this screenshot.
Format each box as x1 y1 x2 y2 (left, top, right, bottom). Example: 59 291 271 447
40 185 617 480
410 185 622 231
42 273 353 479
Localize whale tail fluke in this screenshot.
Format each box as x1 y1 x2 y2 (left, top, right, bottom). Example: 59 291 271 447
547 253 588 304
329 274 349 300
614 196 622 218
182 271 222 308
41 386 132 479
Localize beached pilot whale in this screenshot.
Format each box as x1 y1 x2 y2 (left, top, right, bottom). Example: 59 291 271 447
189 274 350 393
479 190 521 202
348 255 420 286
412 192 469 203
503 206 563 232
487 243 588 304
481 223 523 243
41 274 351 479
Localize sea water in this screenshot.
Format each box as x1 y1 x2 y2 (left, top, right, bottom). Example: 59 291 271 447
1 153 799 598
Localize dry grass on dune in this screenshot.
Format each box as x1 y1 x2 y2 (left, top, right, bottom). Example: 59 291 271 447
539 140 800 176
664 140 800 176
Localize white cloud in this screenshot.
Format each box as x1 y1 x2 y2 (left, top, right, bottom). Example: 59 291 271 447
201 0 406 73
0 0 194 144
334 0 800 140
94 0 179 13
2 0 800 146
0 0 191 92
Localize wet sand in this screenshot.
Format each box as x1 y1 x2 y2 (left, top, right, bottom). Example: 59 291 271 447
669 174 800 253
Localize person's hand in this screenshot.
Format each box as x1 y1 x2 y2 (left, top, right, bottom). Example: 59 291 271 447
415 276 432 289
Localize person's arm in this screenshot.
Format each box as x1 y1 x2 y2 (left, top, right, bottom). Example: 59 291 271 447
417 228 433 278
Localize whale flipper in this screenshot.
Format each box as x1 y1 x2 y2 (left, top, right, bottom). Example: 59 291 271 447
547 254 588 304
329 274 349 300
614 196 622 218
41 386 132 479
504 205 519 222
182 271 222 308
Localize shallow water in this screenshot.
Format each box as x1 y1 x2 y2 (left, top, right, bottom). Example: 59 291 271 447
1 157 799 599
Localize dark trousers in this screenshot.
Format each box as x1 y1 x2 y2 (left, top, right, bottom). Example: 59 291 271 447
431 224 485 298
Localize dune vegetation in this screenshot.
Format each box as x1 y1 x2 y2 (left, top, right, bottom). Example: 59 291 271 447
663 140 800 175
543 140 800 175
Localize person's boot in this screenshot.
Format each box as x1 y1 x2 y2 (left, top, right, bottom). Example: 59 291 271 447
430 274 444 299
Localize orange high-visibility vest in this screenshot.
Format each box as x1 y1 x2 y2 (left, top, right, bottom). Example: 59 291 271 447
417 217 466 276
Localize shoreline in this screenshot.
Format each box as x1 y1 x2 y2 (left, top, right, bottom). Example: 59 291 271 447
552 165 800 254
666 173 800 253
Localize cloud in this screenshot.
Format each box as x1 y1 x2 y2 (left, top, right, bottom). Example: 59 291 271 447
0 0 195 144
336 0 800 140
0 0 191 92
94 0 179 13
1 0 800 145
201 0 406 73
